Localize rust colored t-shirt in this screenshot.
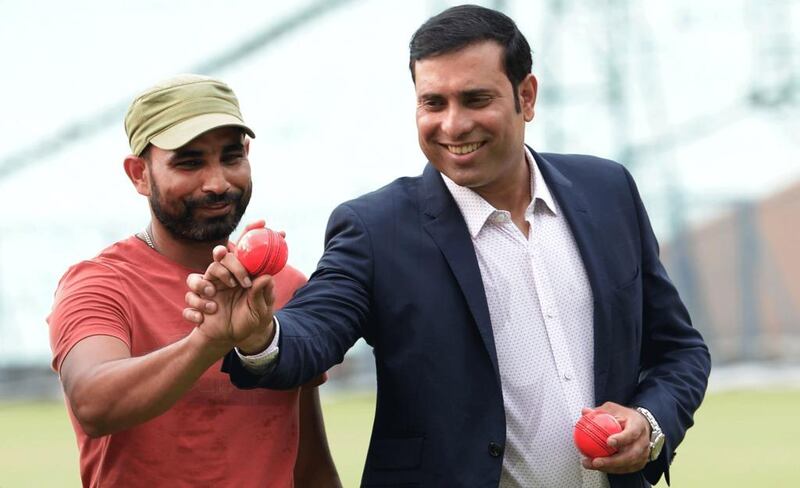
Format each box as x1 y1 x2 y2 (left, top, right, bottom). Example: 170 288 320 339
48 236 308 488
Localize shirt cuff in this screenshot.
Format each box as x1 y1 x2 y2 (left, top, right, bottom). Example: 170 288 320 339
235 316 280 373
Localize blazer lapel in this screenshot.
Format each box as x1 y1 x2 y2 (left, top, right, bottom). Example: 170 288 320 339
532 150 614 403
419 164 501 382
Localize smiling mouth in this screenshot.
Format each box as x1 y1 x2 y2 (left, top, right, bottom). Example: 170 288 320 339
197 203 232 215
445 142 485 155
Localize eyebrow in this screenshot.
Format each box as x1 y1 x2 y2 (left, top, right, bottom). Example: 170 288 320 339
418 92 444 101
462 89 494 97
168 141 244 162
418 88 495 101
221 142 245 153
171 149 204 161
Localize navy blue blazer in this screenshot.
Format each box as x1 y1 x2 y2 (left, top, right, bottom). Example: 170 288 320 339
224 151 711 487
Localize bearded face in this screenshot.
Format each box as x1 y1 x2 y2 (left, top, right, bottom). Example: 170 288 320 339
149 172 252 242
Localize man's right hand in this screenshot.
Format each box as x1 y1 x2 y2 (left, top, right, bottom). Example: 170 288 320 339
183 245 276 354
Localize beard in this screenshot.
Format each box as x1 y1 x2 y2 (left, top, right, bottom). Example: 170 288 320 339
149 179 252 242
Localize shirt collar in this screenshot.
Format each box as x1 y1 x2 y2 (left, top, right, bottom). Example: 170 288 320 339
527 146 558 217
441 147 558 238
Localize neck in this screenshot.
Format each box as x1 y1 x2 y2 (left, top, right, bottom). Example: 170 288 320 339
469 152 532 237
147 221 228 271
474 155 532 221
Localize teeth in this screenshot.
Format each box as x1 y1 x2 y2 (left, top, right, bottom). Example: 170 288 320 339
447 142 483 155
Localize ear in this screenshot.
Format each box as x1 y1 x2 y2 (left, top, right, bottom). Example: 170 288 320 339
123 155 151 196
519 73 538 122
244 137 251 156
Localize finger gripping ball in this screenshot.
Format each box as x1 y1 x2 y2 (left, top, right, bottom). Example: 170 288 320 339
235 228 288 277
574 410 622 458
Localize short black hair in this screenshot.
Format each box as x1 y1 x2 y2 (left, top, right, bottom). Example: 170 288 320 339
409 4 532 112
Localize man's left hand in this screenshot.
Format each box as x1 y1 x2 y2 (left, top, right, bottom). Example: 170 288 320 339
581 401 651 474
183 245 276 353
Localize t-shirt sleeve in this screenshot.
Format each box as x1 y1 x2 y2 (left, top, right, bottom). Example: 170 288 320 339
47 260 132 373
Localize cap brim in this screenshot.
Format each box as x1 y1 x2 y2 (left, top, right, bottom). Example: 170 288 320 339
149 113 256 151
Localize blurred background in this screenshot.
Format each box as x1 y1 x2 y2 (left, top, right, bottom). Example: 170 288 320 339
1 0 798 486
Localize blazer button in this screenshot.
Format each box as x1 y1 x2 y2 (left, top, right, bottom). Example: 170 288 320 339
488 442 504 458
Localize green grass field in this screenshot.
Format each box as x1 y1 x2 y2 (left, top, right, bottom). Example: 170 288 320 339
1 389 798 487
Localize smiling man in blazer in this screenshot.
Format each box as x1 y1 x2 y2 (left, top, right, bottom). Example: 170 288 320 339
183 5 710 487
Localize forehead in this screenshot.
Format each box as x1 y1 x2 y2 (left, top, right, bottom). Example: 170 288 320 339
414 41 507 94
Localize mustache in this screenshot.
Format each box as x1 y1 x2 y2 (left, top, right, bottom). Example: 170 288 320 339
183 190 242 210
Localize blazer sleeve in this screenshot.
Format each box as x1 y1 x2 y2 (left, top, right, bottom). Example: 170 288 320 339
222 202 371 390
622 167 712 485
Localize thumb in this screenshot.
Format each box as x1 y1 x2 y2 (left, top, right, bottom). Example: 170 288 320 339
204 245 232 282
243 219 266 233
248 274 276 320
212 244 229 263
607 419 636 448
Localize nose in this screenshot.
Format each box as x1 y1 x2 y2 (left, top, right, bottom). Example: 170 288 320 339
440 105 474 140
201 162 231 195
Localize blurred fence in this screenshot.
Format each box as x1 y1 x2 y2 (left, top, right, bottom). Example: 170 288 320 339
1 178 798 400
662 181 800 363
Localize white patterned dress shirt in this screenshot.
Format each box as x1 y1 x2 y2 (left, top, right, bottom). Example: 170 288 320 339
442 148 609 488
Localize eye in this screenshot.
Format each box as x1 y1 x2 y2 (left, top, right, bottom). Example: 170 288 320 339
420 97 445 111
222 152 246 165
175 160 202 169
465 94 492 107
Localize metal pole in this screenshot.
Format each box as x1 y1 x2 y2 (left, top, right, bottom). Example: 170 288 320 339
736 200 762 360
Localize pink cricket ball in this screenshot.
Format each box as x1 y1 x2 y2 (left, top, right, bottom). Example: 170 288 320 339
574 410 623 459
234 228 288 277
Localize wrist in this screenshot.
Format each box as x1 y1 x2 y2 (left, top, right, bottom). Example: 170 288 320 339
188 328 234 361
635 409 652 436
635 406 665 461
237 317 276 355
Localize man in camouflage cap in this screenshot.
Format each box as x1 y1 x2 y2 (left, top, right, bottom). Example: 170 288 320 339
48 74 340 487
